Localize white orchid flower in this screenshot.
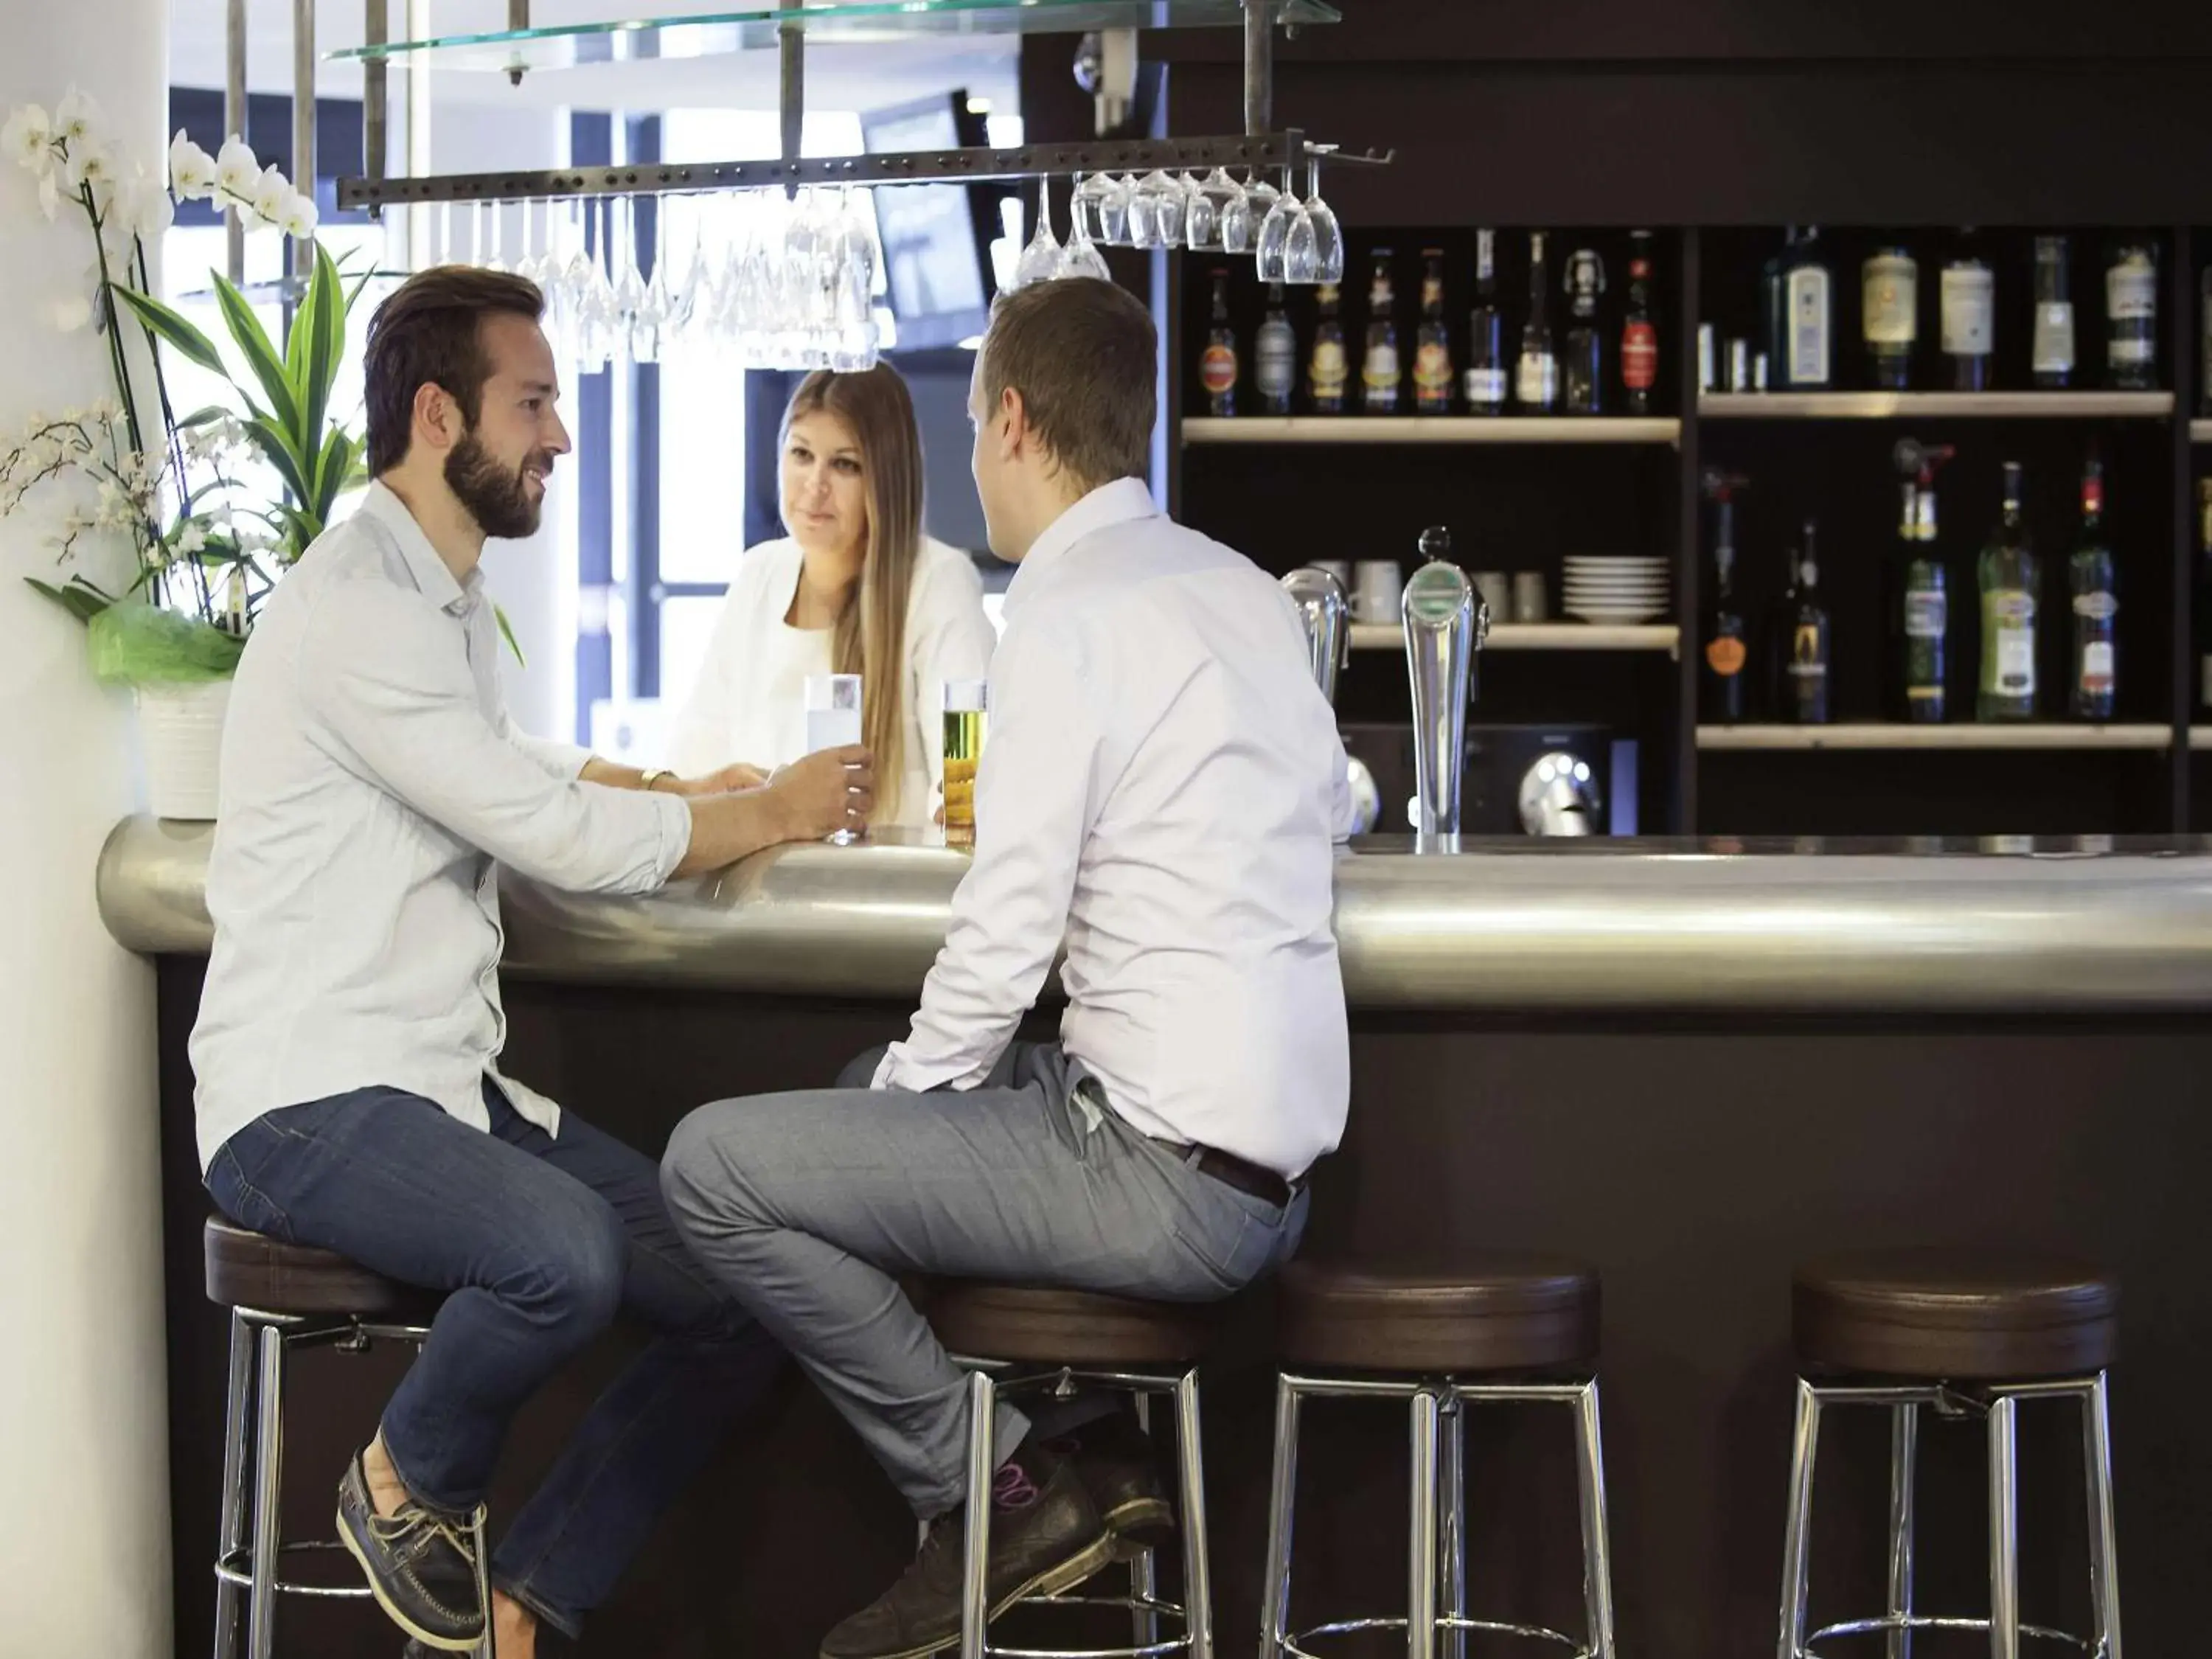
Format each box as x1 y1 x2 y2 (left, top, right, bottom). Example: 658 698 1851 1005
62 140 113 197
36 167 59 220
278 189 319 240
252 164 293 229
49 294 93 334
136 177 175 240
54 88 101 147
168 130 216 201
1 104 55 173
215 136 258 200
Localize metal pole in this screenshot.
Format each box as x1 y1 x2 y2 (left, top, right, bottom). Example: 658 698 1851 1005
364 0 388 188
406 0 431 268
226 0 246 282
293 0 316 282
1242 0 1273 139
505 0 529 86
779 21 804 198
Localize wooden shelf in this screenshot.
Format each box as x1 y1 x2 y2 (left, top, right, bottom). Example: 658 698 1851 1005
1699 723 2173 751
1351 622 1680 653
1700 392 2174 420
1182 416 1682 445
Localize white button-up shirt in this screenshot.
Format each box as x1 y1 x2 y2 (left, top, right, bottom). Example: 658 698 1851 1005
189 482 692 1173
876 479 1352 1179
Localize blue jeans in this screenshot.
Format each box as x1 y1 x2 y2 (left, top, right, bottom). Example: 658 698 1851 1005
206 1079 780 1639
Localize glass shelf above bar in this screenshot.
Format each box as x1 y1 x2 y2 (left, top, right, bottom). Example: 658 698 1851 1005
1183 416 1681 445
1698 723 2173 751
329 0 1339 72
1700 391 2174 420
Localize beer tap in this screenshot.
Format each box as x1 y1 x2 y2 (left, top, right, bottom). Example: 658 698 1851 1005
1402 525 1487 849
1280 563 1380 835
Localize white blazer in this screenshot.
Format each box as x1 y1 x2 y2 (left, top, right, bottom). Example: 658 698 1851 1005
663 535 996 827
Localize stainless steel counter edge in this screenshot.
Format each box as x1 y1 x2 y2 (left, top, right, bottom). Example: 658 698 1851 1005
97 815 2212 1012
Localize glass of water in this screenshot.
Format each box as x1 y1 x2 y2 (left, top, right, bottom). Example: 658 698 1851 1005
804 673 865 844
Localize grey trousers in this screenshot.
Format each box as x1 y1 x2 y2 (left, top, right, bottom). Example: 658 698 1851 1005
660 1041 1308 1518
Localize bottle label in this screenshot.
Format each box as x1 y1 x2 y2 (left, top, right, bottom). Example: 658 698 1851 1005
1985 590 2037 696
1413 338 1453 397
1706 636 1746 676
1464 366 1508 407
1786 267 1831 384
2108 262 2157 322
2080 641 2116 692
1996 630 2035 692
2032 302 2077 374
1517 352 1559 406
1363 344 1402 389
1905 591 1947 639
1788 641 1827 678
1310 339 1347 400
1621 321 1658 389
1475 230 1496 282
2111 335 2155 366
1941 267 1995 356
1863 254 1918 346
1200 344 1237 395
1256 325 1295 399
2073 590 2119 622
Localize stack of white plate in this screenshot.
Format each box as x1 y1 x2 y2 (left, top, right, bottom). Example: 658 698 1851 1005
1562 556 1669 625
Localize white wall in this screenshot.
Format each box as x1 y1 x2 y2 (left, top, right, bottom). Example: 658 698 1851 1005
0 4 173 1656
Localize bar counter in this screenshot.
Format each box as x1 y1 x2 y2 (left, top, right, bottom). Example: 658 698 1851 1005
103 817 2212 1659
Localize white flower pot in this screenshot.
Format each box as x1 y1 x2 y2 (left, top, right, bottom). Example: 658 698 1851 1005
136 678 232 821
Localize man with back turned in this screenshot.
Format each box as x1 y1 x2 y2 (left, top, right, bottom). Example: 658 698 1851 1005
661 276 1354 1659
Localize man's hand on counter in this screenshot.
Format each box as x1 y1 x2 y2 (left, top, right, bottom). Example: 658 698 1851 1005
669 745 875 877
683 761 772 796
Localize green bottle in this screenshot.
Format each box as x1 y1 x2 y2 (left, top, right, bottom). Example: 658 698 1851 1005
1978 462 2039 720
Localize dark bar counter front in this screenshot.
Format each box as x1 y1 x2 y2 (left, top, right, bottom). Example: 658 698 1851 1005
102 818 2212 1659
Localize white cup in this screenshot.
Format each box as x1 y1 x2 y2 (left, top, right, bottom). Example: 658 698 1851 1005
1354 560 1403 624
1512 571 1548 624
1472 571 1512 622
1310 559 1352 590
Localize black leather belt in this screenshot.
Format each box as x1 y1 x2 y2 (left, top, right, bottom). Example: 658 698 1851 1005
1186 1144 1298 1210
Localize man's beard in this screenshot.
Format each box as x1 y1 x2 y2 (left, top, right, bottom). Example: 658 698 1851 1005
445 430 549 540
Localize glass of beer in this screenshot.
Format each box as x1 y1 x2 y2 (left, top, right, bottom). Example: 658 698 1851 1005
942 678 988 847
804 673 863 844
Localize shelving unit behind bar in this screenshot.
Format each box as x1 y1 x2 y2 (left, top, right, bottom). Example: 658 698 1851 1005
1166 223 2209 837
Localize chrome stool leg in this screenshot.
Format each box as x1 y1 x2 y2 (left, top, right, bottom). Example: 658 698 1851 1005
1407 1388 1441 1659
246 1323 287 1659
1777 1378 1823 1659
1439 1397 1467 1659
1128 1394 1158 1658
1174 1368 1217 1659
1259 1375 1302 1659
1571 1380 1618 1659
959 1370 998 1659
212 1310 254 1659
1987 1394 2021 1659
2081 1373 2124 1659
1885 1403 1919 1659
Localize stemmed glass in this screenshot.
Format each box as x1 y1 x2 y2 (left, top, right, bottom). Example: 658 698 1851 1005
566 200 615 372
1013 177 1062 289
1136 170 1186 248
1253 167 1305 284
1183 171 1220 252
1094 173 1134 247
477 200 506 273
1057 182 1111 281
1291 145 1343 285
1197 167 1244 253
611 198 650 364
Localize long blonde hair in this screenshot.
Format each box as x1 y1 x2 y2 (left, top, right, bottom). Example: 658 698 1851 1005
781 366 925 822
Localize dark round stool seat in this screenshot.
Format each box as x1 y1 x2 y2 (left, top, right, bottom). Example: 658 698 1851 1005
1794 1251 2119 1380
928 1282 1217 1366
1279 1256 1601 1374
204 1214 440 1321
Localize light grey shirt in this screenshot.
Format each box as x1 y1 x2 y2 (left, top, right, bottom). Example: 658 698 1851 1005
189 482 692 1173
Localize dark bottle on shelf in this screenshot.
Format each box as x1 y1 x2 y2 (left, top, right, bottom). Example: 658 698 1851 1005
1786 520 1832 723
2201 268 2212 416
2031 235 2076 390
1517 231 1560 413
1978 461 2039 720
1464 229 1506 415
1254 282 1295 416
1413 248 1454 414
1941 229 1995 392
1761 235 1789 383
1308 282 1347 414
1781 226 1834 389
1200 268 1238 417
2105 242 2158 391
1703 487 1747 723
1621 230 1659 415
1562 246 1607 414
1896 440 1955 724
1863 244 1918 391
2069 450 2118 720
2197 479 2212 709
1360 249 1402 415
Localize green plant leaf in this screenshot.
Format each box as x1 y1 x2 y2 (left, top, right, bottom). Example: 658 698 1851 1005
313 428 356 526
175 404 231 429
213 274 302 437
111 285 226 375
494 602 527 667
242 414 313 508
302 244 344 461
26 576 114 622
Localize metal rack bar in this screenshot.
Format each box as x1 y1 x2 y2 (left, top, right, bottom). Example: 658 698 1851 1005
293 0 316 278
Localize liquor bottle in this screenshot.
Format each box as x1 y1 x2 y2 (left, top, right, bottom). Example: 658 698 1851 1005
1942 229 1995 392
1413 248 1454 414
1308 282 1347 414
1761 236 1789 382
1254 282 1295 416
1703 487 1747 723
1464 229 1507 415
1787 519 1832 723
2068 451 2118 720
1766 535 1800 720
1621 230 1659 415
1781 226 1833 389
2105 242 2158 391
1978 461 2039 720
2201 268 2212 417
1562 246 1607 414
1360 249 1402 415
2198 479 2212 709
1200 268 1238 417
2031 235 2076 389
1897 442 1954 724
1517 231 1559 413
1863 244 1918 390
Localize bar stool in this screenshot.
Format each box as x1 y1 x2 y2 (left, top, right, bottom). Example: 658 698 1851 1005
204 1215 491 1659
930 1281 1221 1659
1780 1251 2124 1659
1261 1258 1617 1659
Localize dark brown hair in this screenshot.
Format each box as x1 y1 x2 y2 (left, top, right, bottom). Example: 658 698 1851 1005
782 366 925 823
978 278 1155 493
363 265 546 475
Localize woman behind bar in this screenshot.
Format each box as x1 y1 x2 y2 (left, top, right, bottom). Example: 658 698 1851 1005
664 366 995 829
